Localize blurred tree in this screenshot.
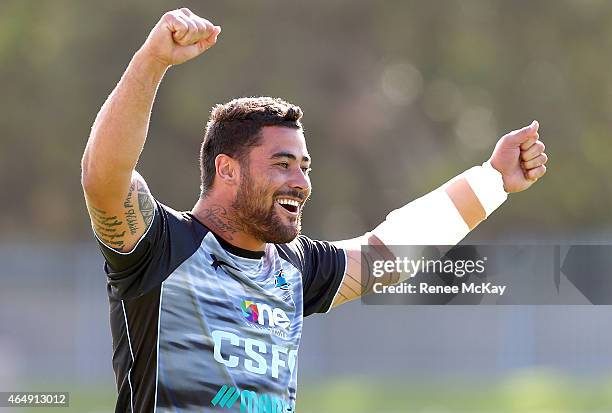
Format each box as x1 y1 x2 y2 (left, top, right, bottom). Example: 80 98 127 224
1 0 611 242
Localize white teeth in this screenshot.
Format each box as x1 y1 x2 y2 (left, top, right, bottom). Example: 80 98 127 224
276 198 300 207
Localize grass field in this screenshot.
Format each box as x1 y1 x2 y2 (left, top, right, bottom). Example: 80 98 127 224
13 371 612 412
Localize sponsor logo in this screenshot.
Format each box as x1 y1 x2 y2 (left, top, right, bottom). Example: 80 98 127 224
212 330 297 379
211 385 295 413
241 300 259 323
241 300 290 330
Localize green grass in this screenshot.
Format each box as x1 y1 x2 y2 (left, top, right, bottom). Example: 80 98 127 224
298 371 612 413
14 371 612 412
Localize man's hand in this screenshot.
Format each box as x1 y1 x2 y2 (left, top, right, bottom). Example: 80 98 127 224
489 121 548 193
141 8 221 67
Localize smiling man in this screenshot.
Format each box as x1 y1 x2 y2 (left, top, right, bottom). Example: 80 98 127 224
81 8 548 413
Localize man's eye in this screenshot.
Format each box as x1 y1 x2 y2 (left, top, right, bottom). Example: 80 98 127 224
301 167 312 174
277 162 289 168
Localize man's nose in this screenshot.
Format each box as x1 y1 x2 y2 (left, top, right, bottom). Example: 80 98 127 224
288 168 310 191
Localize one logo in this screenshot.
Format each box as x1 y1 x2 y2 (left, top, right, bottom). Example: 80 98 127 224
274 270 290 290
240 300 290 330
211 385 294 413
241 300 259 323
210 254 240 272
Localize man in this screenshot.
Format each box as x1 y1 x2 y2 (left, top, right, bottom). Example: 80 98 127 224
81 8 548 413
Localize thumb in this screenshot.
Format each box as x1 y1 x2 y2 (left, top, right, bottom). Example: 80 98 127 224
503 120 539 146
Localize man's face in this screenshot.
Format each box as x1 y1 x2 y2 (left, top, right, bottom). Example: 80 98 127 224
232 126 312 244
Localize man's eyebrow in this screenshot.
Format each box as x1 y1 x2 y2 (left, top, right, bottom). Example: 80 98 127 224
270 152 311 163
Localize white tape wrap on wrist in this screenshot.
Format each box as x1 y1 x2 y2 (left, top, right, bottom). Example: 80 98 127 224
462 161 508 216
372 161 508 247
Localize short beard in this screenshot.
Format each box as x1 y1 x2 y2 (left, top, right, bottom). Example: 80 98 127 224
231 168 303 244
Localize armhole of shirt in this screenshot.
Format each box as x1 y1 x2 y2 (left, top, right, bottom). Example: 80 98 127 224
324 247 348 313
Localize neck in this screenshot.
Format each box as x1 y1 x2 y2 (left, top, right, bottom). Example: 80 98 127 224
191 196 266 252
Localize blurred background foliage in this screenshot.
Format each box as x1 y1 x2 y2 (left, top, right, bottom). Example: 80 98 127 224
3 1 612 412
3 0 612 243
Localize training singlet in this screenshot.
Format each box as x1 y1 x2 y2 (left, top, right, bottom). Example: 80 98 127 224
95 200 347 413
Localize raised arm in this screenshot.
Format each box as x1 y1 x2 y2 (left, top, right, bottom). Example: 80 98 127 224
80 9 220 252
331 121 548 307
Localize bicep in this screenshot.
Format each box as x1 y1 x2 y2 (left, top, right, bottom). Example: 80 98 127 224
330 234 402 308
332 233 399 307
84 170 155 253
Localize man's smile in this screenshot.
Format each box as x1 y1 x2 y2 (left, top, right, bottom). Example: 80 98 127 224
275 197 301 215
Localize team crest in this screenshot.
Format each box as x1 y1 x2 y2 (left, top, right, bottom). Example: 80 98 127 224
274 270 291 291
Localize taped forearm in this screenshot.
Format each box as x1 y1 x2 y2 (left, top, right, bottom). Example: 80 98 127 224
372 161 507 246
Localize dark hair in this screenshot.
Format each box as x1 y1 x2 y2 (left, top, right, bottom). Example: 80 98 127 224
199 97 303 197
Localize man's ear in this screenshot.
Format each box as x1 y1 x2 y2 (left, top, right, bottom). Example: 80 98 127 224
214 154 240 186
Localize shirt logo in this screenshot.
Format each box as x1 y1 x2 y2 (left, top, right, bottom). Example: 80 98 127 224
212 330 298 378
241 300 290 330
211 384 295 412
274 270 290 290
241 300 259 323
210 254 240 272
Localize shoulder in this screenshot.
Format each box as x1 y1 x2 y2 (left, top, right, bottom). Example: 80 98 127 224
102 201 213 299
274 235 310 270
159 202 212 246
274 235 346 273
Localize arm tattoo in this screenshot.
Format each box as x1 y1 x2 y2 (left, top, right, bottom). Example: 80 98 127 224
360 245 400 296
335 253 372 305
123 182 139 235
90 206 126 251
135 180 154 228
335 240 400 305
88 177 154 252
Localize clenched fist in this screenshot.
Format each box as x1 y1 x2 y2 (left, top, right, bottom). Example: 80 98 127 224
489 121 548 193
141 8 221 66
